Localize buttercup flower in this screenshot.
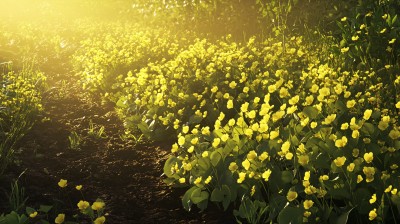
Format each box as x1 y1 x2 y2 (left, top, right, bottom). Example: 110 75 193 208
76 185 82 190
363 152 374 163
77 200 90 210
58 179 67 188
94 216 106 224
334 156 346 167
303 200 314 209
262 169 272 182
92 201 105 211
242 159 251 170
287 190 298 202
55 214 65 224
369 194 376 204
229 162 238 172
29 211 38 218
369 208 377 220
363 109 372 120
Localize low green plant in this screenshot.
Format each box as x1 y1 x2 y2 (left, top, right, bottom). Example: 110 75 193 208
68 131 81 150
7 179 28 213
1 178 107 224
87 120 106 139
0 64 45 175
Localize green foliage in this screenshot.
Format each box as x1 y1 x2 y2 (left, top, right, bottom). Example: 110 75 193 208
68 131 81 150
87 120 106 139
0 63 45 175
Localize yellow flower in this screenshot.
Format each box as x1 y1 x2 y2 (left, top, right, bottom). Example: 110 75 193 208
341 17 347 22
351 35 359 41
303 200 314 209
363 166 375 183
262 169 272 182
75 185 82 191
55 214 65 224
380 28 387 33
242 159 251 170
171 143 179 153
322 114 336 125
382 14 388 19
229 81 237 89
288 95 299 105
229 162 238 172
389 38 396 44
270 130 279 139
360 24 366 29
286 105 297 114
334 156 346 167
369 194 376 204
363 152 374 163
385 185 393 193
347 163 355 172
250 186 256 196
58 179 67 188
178 136 185 146
183 163 192 171
268 85 277 93
298 155 309 166
335 136 348 148
237 172 246 183
341 47 349 53
363 109 372 120
194 176 202 186
91 201 105 211
212 138 221 148
29 211 38 218
94 216 106 224
389 129 400 140
179 178 185 184
396 101 400 108
227 100 234 109
241 102 249 113
187 146 194 153
77 200 90 210
205 176 212 184
341 123 349 130
285 152 293 160
369 208 377 220
346 100 356 108
182 125 189 134
357 175 363 183
286 190 298 202
352 130 360 139
310 122 317 129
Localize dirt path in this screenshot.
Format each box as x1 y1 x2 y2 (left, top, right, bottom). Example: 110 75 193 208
0 69 235 223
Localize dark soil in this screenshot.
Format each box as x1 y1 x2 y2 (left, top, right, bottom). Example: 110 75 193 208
0 68 236 224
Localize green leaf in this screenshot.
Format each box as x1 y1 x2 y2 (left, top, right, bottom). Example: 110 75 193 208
361 122 374 136
182 186 197 211
210 151 222 167
190 188 209 204
303 106 319 119
392 14 398 25
335 207 354 224
210 185 231 211
277 206 303 224
281 170 293 184
38 205 52 213
163 156 179 178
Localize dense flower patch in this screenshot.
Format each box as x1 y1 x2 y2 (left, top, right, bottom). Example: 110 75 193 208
0 64 45 174
74 25 400 222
